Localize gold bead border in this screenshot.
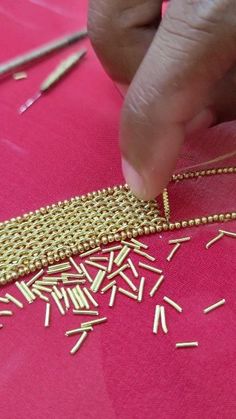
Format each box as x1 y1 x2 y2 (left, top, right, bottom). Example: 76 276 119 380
0 166 235 286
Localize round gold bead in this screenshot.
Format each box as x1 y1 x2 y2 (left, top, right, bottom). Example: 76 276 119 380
59 251 66 259
29 263 36 272
168 223 175 230
131 230 138 238
232 212 236 219
213 215 219 221
47 256 54 264
65 249 72 257
35 261 42 269
114 234 121 241
149 226 156 233
18 267 25 276
201 217 207 224
11 272 18 280
156 226 162 233
219 214 225 221
188 219 195 226
207 216 213 223
6 273 13 282
101 236 108 245
127 231 133 238
144 227 150 235
162 224 169 231
24 267 30 275
174 222 181 229
41 257 48 267
0 277 7 285
89 240 96 248
181 221 188 228
108 234 114 242
71 246 78 254
120 232 127 240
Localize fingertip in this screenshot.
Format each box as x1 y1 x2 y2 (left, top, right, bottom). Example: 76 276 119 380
122 158 166 200
185 107 216 135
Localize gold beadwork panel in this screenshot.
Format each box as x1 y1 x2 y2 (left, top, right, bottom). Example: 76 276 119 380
0 185 160 285
0 166 235 286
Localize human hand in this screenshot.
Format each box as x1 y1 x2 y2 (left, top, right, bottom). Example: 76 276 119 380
88 0 236 200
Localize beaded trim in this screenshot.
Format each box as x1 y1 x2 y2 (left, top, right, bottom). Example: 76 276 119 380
0 166 235 285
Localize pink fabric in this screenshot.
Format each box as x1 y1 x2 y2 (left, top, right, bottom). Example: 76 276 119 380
0 1 235 418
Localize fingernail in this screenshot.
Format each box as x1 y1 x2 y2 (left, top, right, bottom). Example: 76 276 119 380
122 158 146 199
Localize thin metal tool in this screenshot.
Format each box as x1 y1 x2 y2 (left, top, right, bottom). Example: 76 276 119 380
0 29 87 77
19 49 87 114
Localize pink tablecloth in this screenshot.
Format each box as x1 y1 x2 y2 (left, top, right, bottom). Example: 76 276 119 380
0 1 235 418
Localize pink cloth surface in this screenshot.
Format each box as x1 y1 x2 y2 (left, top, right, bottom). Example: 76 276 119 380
0 1 236 419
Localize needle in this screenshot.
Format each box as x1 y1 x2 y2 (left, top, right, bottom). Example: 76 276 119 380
19 49 87 114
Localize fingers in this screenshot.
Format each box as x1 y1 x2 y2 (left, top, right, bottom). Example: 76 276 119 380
120 0 236 199
88 0 163 83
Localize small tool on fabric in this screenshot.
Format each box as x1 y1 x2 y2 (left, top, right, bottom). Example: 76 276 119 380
19 49 87 114
0 29 87 77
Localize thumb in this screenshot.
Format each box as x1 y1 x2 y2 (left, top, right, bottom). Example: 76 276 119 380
120 0 236 200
